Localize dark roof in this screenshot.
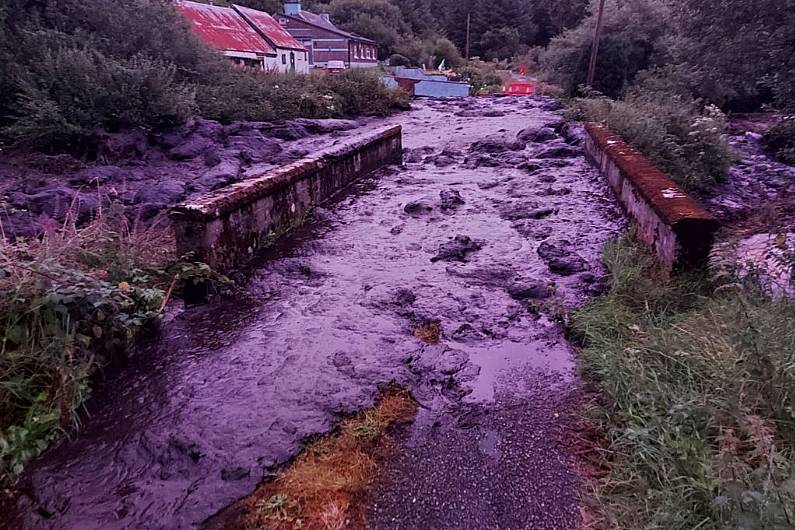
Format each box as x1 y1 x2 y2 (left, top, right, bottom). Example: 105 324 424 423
177 0 275 55
282 10 376 44
233 4 306 51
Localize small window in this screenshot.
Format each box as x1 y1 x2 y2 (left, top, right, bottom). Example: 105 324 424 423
282 54 287 65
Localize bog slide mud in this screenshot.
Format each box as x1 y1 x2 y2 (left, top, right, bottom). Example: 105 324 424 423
3 97 626 529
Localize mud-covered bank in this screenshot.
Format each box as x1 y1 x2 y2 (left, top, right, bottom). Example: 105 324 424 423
708 115 795 295
4 96 624 530
0 117 365 240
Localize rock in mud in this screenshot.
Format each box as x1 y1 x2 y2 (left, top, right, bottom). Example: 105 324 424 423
506 281 554 301
440 189 465 211
463 154 502 169
227 132 283 164
100 130 149 160
431 235 483 263
429 155 457 167
469 137 525 154
534 145 580 159
292 118 359 134
9 187 97 222
70 165 126 186
404 146 434 163
555 122 585 145
445 265 516 290
404 200 434 216
537 241 588 276
478 179 502 190
195 159 242 192
133 180 187 206
169 136 213 161
498 202 557 221
517 126 558 144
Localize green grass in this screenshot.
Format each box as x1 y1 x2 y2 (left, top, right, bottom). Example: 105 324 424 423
574 237 795 529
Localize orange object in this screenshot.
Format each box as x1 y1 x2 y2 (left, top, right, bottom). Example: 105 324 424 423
502 81 535 95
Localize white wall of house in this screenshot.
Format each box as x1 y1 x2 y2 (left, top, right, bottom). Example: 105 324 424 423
262 49 309 73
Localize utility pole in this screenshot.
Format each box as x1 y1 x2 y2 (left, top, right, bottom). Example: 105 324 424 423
586 0 607 88
465 12 471 64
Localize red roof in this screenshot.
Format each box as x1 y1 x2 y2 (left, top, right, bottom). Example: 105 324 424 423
177 1 275 55
233 5 306 51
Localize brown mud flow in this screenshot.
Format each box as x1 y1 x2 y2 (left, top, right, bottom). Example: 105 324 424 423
4 96 624 529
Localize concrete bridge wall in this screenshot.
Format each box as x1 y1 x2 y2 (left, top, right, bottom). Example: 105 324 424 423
584 122 719 271
170 125 402 271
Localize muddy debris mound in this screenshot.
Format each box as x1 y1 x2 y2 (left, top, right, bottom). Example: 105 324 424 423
498 201 558 221
404 199 435 217
537 240 589 276
439 189 465 211
0 116 364 240
469 136 525 154
431 235 484 263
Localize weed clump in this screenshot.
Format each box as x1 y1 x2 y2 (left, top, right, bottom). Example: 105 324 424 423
211 386 417 530
573 237 795 530
0 206 223 484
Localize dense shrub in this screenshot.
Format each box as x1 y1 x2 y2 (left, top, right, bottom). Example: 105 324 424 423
541 0 672 98
6 48 196 148
570 88 731 194
762 118 795 166
456 60 507 94
574 237 795 530
198 69 410 124
0 0 409 151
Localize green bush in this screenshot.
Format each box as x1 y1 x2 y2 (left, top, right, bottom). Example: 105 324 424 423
541 0 672 98
762 118 795 166
0 0 410 151
7 47 196 147
456 60 506 94
573 237 795 530
197 69 409 124
570 88 731 194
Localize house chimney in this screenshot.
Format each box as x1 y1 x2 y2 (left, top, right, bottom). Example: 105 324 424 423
319 13 330 22
284 1 301 15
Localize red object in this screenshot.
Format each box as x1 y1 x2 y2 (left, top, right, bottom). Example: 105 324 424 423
233 4 306 51
517 66 528 75
177 1 275 55
502 81 536 95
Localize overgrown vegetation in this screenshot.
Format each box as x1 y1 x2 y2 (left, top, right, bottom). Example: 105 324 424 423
541 0 794 192
0 206 226 485
568 88 731 194
573 237 795 529
0 0 408 151
216 386 417 530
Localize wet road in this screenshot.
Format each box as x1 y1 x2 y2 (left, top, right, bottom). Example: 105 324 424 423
4 96 623 529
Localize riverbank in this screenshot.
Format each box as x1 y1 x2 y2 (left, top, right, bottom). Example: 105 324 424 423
573 236 795 529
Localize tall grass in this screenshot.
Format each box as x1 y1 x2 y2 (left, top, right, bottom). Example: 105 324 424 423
0 205 177 484
568 89 731 195
574 237 795 530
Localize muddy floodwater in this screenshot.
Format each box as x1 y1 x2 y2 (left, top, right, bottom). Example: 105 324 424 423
4 97 624 530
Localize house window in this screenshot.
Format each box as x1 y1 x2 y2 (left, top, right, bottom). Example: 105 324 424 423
282 54 287 65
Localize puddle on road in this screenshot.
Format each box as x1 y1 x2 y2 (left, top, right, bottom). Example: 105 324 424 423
5 96 623 530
